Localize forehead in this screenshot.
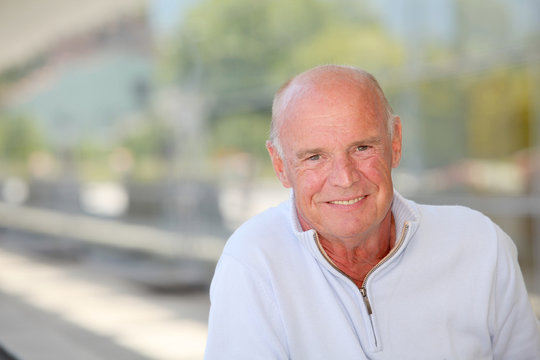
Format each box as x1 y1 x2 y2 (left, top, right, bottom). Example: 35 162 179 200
278 75 386 139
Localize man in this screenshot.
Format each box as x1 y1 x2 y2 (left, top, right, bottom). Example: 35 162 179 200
205 65 540 359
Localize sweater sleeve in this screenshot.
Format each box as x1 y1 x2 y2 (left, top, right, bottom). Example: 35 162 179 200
204 253 289 360
490 224 540 359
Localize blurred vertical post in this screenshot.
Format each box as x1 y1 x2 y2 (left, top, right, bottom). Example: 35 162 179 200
531 64 540 283
529 0 540 288
397 0 424 171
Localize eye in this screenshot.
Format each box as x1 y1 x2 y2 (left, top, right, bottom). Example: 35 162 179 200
307 154 320 161
356 145 369 152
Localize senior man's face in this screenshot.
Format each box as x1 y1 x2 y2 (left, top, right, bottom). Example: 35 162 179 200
268 77 402 245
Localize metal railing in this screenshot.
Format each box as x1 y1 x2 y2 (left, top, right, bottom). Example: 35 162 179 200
0 202 225 262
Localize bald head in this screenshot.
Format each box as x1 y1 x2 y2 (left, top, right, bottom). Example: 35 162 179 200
269 65 396 158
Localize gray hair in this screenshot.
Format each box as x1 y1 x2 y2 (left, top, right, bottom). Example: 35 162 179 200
269 65 397 159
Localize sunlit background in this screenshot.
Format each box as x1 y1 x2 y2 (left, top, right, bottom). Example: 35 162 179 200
0 0 539 359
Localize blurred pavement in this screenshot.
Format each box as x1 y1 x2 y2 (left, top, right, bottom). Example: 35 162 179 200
0 247 209 360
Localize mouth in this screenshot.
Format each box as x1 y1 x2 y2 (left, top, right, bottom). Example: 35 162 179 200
328 196 366 205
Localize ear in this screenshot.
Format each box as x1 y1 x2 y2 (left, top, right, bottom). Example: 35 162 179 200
266 141 292 188
391 116 402 168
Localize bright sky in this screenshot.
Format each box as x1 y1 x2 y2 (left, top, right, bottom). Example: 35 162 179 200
148 0 197 36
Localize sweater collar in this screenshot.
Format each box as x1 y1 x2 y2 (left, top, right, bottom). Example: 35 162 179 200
287 189 420 240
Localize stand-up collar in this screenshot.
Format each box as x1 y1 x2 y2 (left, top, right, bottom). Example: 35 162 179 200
286 189 420 240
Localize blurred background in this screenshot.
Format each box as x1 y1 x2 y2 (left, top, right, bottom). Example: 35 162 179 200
0 0 539 359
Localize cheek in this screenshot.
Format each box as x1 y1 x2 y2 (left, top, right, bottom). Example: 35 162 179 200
294 169 325 198
357 157 393 184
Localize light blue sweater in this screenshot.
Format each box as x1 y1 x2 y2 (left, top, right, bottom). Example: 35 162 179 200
205 192 540 359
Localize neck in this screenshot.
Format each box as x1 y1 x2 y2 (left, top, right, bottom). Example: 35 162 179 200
318 212 396 288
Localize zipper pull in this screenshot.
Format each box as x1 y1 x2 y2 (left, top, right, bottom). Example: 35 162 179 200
360 286 373 315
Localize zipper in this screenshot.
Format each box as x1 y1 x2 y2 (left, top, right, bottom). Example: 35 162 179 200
358 222 410 347
360 222 410 314
359 287 373 314
314 222 410 347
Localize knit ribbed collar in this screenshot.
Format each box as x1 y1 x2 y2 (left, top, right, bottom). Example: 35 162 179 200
287 189 420 239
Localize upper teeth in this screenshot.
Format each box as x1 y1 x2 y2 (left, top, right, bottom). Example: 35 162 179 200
330 197 364 205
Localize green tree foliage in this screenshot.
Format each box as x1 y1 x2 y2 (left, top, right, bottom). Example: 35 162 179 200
211 112 269 159
121 118 175 159
449 0 535 160
159 0 404 167
163 0 403 92
0 114 46 162
454 0 511 57
465 69 532 159
418 78 467 168
157 0 538 175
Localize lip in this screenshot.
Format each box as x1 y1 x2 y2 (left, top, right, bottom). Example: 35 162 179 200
327 195 366 206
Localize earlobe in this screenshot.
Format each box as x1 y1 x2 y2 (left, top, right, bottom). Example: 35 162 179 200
266 141 292 188
391 117 402 168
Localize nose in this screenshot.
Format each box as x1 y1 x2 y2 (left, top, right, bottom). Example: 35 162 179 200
328 154 359 188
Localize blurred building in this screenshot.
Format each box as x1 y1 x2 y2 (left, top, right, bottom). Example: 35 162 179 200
0 0 152 146
0 0 149 72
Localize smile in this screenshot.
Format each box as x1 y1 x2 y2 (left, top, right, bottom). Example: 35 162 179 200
328 196 366 205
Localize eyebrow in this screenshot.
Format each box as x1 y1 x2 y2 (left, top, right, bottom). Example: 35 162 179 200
295 136 383 160
351 136 383 147
296 148 325 160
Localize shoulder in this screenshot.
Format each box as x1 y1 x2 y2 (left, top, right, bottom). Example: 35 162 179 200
410 200 510 255
394 192 494 236
221 200 295 260
404 199 520 286
213 199 304 295
415 201 495 233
